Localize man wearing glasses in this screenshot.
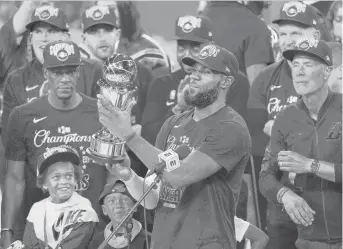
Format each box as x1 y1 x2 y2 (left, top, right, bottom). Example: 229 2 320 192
1 41 109 248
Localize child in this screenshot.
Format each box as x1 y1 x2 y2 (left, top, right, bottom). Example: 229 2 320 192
15 145 99 249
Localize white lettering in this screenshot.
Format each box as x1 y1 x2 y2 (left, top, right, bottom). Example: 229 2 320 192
34 130 92 148
50 43 75 57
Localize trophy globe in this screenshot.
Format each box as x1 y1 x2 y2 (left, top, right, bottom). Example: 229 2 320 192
87 53 138 164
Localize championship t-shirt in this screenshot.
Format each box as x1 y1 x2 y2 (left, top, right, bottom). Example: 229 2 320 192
247 59 298 156
1 58 103 140
152 106 251 249
5 94 107 229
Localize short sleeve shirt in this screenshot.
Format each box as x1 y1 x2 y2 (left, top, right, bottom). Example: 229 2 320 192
5 94 107 225
203 1 274 74
152 107 251 249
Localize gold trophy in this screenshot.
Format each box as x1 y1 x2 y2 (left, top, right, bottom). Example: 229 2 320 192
87 53 138 164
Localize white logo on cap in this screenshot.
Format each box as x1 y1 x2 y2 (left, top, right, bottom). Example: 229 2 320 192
295 38 318 51
43 145 78 159
35 6 59 21
50 43 75 62
198 45 220 60
282 2 306 17
85 6 110 20
177 16 201 33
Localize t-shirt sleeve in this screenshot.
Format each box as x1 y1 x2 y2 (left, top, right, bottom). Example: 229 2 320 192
5 107 27 161
243 30 274 68
0 17 18 86
197 122 250 173
234 216 250 242
1 75 20 142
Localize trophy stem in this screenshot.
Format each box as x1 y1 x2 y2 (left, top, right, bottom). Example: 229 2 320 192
86 126 126 164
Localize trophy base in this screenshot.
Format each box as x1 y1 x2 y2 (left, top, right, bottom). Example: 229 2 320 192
86 148 125 164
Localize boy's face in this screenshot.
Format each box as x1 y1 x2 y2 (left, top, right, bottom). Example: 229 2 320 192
44 162 76 203
102 183 135 223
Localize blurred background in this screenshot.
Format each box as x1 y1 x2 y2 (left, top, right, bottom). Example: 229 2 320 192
0 1 339 67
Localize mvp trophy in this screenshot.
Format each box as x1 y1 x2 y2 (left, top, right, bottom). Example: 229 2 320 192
87 53 138 164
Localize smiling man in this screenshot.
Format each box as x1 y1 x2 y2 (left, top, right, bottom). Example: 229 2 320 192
260 38 342 249
97 44 251 249
1 41 109 248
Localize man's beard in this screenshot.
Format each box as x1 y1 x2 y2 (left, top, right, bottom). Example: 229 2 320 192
184 83 219 109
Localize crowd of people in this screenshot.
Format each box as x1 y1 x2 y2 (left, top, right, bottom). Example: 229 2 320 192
0 1 341 249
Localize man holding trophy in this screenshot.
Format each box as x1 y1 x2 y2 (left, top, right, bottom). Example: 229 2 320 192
96 44 251 249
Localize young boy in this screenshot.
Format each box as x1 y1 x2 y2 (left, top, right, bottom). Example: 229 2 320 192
90 180 149 249
8 145 99 249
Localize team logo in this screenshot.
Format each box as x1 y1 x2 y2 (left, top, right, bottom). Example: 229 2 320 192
50 43 75 61
326 122 342 140
198 45 220 60
85 6 110 20
282 2 306 17
295 38 318 51
177 16 201 33
34 6 59 21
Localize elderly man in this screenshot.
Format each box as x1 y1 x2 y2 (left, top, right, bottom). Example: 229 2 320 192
247 2 327 247
260 38 342 249
97 44 251 249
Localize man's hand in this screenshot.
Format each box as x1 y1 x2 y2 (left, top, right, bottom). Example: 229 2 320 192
97 94 135 141
278 151 312 174
105 153 132 181
263 120 274 136
282 190 315 227
6 240 25 249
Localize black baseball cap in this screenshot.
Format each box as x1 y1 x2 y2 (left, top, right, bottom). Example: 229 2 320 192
99 180 135 205
37 145 80 176
43 41 82 69
26 5 68 32
182 44 239 76
273 1 319 28
175 15 213 43
82 5 118 32
283 38 333 66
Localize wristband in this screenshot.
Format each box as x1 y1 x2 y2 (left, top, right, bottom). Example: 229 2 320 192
277 187 291 204
1 228 14 235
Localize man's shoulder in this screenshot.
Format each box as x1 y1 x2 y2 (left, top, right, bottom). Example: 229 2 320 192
80 94 98 110
14 97 47 114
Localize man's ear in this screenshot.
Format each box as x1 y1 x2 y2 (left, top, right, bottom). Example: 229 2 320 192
43 68 49 80
313 29 321 41
220 75 234 89
102 205 108 216
324 65 333 80
81 33 86 43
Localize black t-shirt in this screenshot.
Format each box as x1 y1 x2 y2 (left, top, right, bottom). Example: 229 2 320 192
5 94 107 226
141 69 250 146
247 59 298 156
151 107 251 249
203 1 274 74
1 58 103 138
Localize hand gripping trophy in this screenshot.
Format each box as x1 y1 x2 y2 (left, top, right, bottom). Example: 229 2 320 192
87 53 138 164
